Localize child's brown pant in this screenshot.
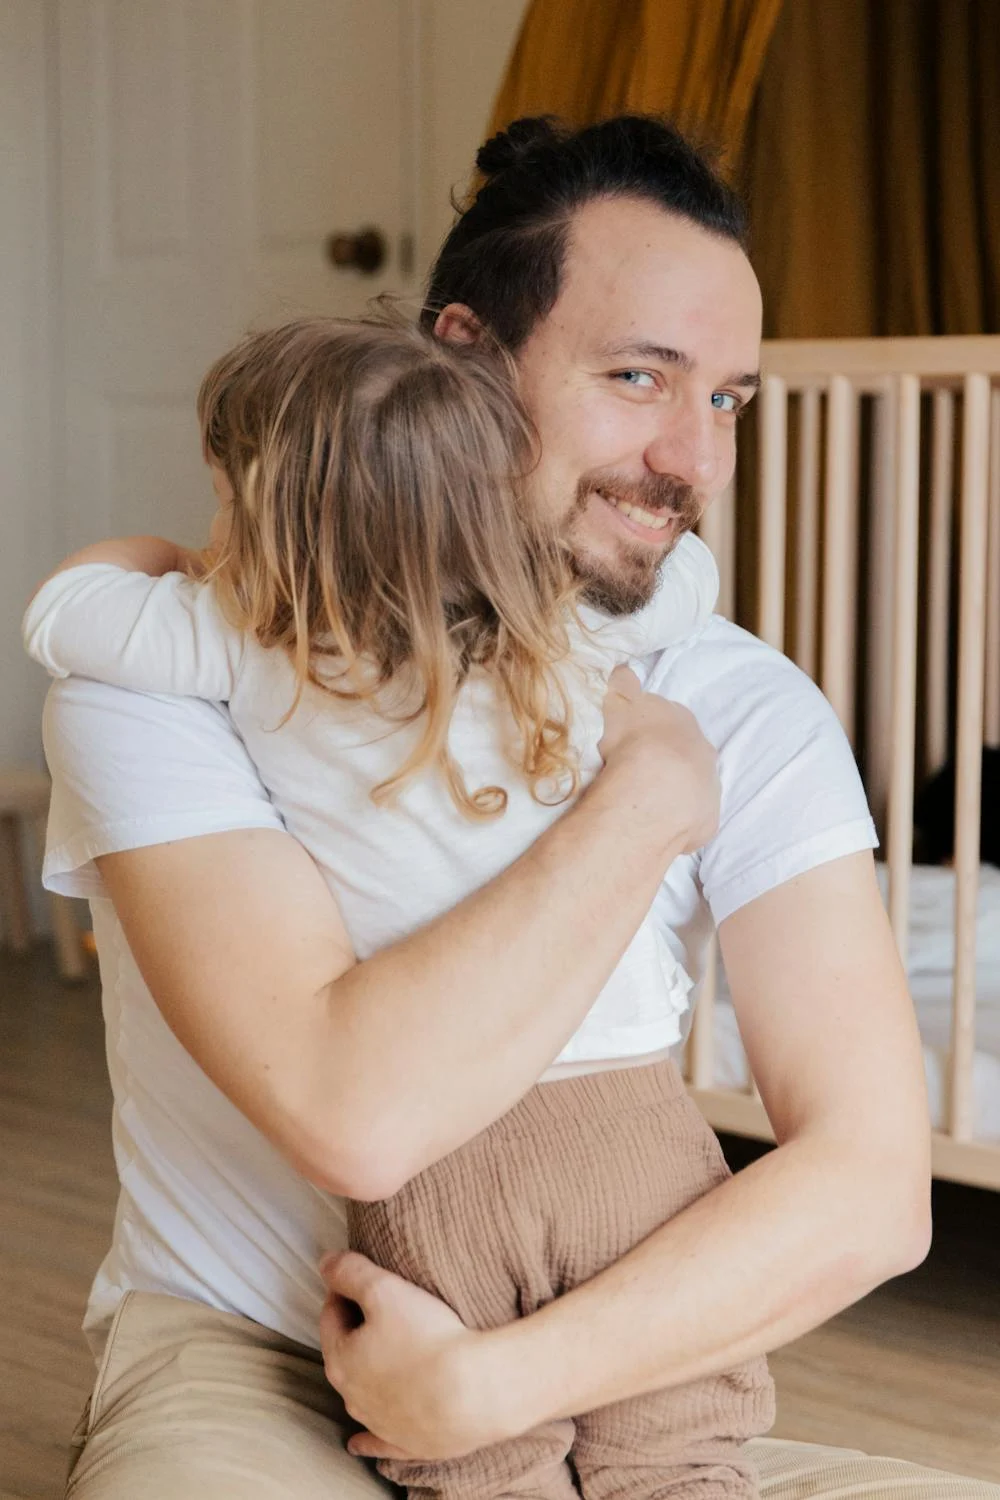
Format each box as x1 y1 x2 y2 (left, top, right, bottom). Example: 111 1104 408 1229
348 1059 775 1500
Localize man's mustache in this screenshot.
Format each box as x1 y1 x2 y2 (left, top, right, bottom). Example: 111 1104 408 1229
576 472 703 532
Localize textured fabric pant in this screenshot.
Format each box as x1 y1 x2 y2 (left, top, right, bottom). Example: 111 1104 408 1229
348 1060 776 1500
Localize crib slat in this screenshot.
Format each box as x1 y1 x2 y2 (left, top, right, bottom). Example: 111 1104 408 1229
757 375 788 651
698 476 736 620
821 375 858 740
687 938 716 1090
866 383 898 833
926 389 956 776
887 375 921 959
949 373 991 1142
794 386 822 678
985 387 1000 748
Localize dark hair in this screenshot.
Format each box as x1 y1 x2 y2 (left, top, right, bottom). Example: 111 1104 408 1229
914 749 1000 867
422 115 748 352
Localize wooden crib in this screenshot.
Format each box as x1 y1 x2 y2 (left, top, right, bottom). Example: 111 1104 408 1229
692 337 1000 1191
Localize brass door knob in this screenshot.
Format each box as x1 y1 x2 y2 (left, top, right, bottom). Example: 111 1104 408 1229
325 227 387 275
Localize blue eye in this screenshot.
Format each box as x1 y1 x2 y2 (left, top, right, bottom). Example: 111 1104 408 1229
712 391 741 414
613 370 656 389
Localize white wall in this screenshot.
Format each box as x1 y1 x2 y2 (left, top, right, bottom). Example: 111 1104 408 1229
0 1 60 767
419 0 528 272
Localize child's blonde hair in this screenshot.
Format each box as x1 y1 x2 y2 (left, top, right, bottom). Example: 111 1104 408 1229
197 313 580 818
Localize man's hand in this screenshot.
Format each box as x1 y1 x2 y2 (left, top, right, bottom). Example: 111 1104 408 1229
600 666 720 853
320 1252 515 1461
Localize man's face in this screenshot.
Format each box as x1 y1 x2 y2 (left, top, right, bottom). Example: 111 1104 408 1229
513 198 763 614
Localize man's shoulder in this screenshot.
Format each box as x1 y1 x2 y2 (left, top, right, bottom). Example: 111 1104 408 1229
42 678 283 899
640 615 829 737
642 621 876 924
44 674 242 761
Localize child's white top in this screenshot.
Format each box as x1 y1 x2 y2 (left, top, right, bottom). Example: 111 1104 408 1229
25 532 719 1069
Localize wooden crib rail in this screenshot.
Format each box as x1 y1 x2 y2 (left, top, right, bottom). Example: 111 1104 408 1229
690 334 1000 1189
762 335 1000 384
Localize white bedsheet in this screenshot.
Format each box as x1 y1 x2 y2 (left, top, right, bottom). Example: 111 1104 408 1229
707 862 1000 1141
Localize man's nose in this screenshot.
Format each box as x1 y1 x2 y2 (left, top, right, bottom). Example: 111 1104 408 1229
644 399 720 492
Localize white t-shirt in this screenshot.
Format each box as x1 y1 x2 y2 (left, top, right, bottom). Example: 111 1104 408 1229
26 533 721 1067
39 616 877 1354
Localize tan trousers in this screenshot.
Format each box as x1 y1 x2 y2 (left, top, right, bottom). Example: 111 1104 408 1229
64 1290 1000 1500
349 1061 774 1500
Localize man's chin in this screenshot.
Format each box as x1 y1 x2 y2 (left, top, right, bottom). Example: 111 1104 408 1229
567 507 687 615
573 553 663 617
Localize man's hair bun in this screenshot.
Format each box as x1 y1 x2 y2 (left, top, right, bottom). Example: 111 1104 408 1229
476 116 562 178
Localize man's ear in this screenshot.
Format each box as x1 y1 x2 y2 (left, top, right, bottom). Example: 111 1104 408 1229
433 303 483 345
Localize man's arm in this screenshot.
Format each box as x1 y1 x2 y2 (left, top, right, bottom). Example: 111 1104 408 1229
493 852 931 1408
95 672 718 1201
325 850 931 1459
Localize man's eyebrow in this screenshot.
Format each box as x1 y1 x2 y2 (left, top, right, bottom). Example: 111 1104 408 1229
596 340 762 389
597 340 695 372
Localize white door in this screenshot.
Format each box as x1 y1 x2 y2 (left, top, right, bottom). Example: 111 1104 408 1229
57 0 418 548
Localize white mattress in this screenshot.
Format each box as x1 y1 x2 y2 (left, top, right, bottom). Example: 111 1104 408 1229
708 862 1000 1142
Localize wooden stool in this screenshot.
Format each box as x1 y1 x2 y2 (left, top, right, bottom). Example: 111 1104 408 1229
0 766 87 982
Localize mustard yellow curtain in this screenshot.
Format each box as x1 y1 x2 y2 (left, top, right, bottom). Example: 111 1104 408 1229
489 0 784 171
490 0 1000 335
745 0 1000 337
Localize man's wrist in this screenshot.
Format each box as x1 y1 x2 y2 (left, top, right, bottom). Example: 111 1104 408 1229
585 756 692 862
471 1313 572 1440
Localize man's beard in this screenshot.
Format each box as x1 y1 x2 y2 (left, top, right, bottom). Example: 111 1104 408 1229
565 469 703 615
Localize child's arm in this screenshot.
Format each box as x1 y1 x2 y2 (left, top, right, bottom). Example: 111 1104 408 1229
36 534 199 585
23 550 244 701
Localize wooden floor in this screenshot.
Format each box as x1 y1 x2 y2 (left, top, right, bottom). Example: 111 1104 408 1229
2 943 1000 1499
0 945 117 1500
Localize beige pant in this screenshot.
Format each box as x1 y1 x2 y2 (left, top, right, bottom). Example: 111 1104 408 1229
65 1291 1000 1500
349 1061 774 1500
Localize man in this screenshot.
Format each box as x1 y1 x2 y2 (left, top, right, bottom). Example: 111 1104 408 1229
43 117 929 1498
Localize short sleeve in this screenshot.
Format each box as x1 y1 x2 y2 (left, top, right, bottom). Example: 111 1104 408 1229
641 618 878 926
42 677 285 899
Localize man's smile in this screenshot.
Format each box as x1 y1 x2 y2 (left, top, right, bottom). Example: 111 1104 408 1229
592 487 680 545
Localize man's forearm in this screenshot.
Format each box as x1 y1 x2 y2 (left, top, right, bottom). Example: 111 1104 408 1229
318 758 688 1195
95 688 713 1199
481 852 933 1434
483 1129 930 1430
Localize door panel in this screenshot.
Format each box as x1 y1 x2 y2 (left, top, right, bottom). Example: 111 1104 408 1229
252 0 404 318
59 0 409 546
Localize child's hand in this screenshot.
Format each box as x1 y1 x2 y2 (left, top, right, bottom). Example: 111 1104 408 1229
176 545 214 579
178 501 232 580
27 536 188 606
208 502 233 555
205 462 235 562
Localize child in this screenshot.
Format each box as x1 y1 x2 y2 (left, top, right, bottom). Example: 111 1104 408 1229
24 314 773 1500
